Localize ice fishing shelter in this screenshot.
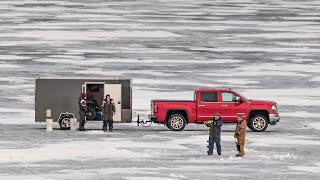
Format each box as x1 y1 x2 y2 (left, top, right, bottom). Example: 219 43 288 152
35 77 132 127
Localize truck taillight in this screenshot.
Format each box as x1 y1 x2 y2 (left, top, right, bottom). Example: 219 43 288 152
154 104 158 113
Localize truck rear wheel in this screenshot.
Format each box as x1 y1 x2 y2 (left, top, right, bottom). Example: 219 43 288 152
249 115 268 132
167 114 186 131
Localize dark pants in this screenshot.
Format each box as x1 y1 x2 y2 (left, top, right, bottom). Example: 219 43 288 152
209 136 221 154
103 119 113 128
79 111 86 131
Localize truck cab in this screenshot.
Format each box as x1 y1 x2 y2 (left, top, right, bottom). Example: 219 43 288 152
149 88 280 132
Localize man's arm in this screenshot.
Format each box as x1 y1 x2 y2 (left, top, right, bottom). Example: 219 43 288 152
101 101 105 113
112 102 116 113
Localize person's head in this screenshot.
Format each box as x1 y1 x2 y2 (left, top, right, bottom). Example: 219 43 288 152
237 115 243 122
215 112 220 119
106 94 110 101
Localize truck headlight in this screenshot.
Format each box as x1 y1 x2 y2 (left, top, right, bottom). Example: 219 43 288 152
272 104 278 111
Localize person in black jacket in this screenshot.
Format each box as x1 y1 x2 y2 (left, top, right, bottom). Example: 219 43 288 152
78 93 87 131
207 112 223 155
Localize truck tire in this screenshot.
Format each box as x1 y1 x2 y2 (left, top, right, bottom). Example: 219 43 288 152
86 107 96 120
59 116 71 130
249 115 268 132
167 114 186 131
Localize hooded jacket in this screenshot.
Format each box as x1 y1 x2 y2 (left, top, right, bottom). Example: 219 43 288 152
102 98 116 120
234 120 247 144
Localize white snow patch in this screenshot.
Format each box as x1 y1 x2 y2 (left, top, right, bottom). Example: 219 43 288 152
288 163 320 173
0 136 196 163
281 111 320 118
306 123 320 130
5 95 34 104
240 88 320 106
124 177 179 180
0 55 31 60
75 69 175 77
85 130 107 135
169 174 187 179
0 108 35 124
250 137 320 146
0 63 22 68
310 77 320 82
0 140 151 163
202 63 320 77
258 153 298 160
0 176 54 180
215 79 260 85
0 30 183 41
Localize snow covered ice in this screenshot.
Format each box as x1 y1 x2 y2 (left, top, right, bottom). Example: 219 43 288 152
0 0 320 179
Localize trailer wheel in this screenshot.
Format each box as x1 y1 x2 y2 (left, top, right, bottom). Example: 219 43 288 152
59 116 71 130
167 114 186 131
86 107 96 120
250 115 268 132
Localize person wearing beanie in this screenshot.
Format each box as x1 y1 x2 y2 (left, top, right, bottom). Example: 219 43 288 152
207 112 223 155
234 115 247 157
102 94 116 132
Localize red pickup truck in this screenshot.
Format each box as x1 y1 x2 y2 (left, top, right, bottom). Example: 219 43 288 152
149 88 280 132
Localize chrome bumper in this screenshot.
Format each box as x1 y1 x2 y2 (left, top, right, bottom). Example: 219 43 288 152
269 114 280 125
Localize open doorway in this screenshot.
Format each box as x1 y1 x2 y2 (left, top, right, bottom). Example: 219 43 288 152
84 83 104 120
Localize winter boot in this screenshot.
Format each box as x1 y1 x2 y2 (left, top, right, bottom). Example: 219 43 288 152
103 126 107 132
109 125 113 132
236 144 240 152
207 151 213 155
79 125 85 131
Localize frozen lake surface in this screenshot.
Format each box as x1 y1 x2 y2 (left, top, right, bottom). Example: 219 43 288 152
0 0 319 179
0 121 320 180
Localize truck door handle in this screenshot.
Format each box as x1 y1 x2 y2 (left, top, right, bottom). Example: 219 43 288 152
222 105 228 107
198 105 205 107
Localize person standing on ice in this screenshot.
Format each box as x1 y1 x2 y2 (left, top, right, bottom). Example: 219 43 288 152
78 93 87 131
207 112 223 155
102 94 116 132
234 115 247 157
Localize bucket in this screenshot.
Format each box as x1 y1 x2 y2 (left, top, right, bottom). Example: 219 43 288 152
70 118 78 131
46 119 53 131
46 109 52 118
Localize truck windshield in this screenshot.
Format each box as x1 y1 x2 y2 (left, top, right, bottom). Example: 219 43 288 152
236 92 249 101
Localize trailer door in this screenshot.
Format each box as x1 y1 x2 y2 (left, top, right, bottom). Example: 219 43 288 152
104 84 122 122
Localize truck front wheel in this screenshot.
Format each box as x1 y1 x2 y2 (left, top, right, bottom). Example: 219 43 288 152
167 114 186 131
249 115 268 132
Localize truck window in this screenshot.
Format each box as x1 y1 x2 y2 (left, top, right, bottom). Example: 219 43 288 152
200 92 218 102
222 92 236 102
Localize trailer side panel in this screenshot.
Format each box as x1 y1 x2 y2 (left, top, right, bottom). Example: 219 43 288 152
35 78 131 123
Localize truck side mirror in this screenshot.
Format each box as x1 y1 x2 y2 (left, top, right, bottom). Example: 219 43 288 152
235 96 241 103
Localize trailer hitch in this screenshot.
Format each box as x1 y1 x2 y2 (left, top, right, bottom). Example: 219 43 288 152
137 115 153 127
